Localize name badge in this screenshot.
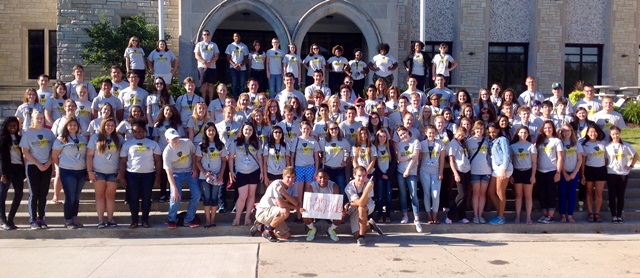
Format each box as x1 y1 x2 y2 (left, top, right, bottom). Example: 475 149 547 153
76 153 82 160
106 153 112 160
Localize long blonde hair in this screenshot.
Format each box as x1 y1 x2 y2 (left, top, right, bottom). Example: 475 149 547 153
354 126 372 164
96 117 121 154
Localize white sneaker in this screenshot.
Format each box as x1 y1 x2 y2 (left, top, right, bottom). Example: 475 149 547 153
445 217 453 224
459 218 470 224
479 217 486 224
327 229 340 242
357 237 366 246
414 220 423 233
400 215 409 224
472 217 480 224
306 227 317 242
537 216 547 223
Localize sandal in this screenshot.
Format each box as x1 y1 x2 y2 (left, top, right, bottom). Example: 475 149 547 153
385 217 391 223
232 219 240 226
587 213 594 223
244 220 252 226
594 213 602 223
567 216 576 223
432 220 440 225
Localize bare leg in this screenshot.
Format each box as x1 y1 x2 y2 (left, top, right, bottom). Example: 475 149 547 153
105 182 117 221
234 186 249 225
514 183 523 221
244 184 257 224
93 181 106 222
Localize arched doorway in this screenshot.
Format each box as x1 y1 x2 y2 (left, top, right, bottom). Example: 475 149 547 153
292 0 382 88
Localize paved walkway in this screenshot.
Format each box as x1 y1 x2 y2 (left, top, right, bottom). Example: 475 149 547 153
1 233 639 277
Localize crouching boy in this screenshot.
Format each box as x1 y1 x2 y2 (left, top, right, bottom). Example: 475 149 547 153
302 169 342 242
253 166 299 242
345 166 384 246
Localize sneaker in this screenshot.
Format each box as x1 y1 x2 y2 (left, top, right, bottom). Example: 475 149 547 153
39 221 49 229
541 216 554 224
74 222 84 228
479 217 486 224
356 237 366 246
537 215 547 223
167 221 177 229
368 218 384 235
159 195 168 203
414 220 423 233
612 217 618 223
306 227 317 242
250 221 263 237
30 222 41 230
472 217 480 224
97 221 106 229
262 229 277 242
489 216 506 225
459 218 470 224
107 220 118 228
6 221 17 230
185 221 200 228
327 229 340 242
66 223 77 229
445 217 453 224
1 222 10 230
618 217 624 224
400 215 409 224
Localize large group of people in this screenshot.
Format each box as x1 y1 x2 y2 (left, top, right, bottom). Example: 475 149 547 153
0 32 636 246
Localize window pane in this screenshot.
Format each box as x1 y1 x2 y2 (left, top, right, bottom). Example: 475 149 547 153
49 31 57 79
489 46 506 53
583 47 598 55
488 53 504 61
565 47 580 54
507 46 525 53
507 53 526 62
28 30 45 80
582 55 598 63
565 54 581 62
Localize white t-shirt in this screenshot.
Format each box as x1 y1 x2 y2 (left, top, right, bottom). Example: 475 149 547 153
370 54 397 77
467 136 491 175
66 81 97 102
581 139 607 167
124 47 146 70
562 140 583 173
575 98 602 119
283 54 301 78
327 56 348 72
147 50 177 74
175 93 205 125
225 42 250 70
605 142 636 175
256 180 297 211
536 137 563 172
119 87 149 119
511 141 537 170
250 51 265 70
419 139 445 175
266 49 283 74
348 60 368 80
431 53 455 77
303 55 326 77
448 139 470 173
397 138 421 175
320 138 351 168
194 41 220 69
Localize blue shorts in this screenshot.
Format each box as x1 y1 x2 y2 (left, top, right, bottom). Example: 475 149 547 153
95 172 118 183
470 174 490 183
295 165 315 183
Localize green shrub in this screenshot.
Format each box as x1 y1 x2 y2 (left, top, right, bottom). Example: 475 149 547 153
622 100 640 125
568 90 584 106
89 75 111 90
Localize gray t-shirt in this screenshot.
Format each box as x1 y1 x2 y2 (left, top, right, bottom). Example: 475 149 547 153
397 138 421 175
256 180 297 211
44 98 66 121
216 121 242 145
448 139 471 173
310 180 336 194
19 128 55 165
52 135 88 170
536 137 563 173
263 143 289 175
290 137 320 166
229 142 262 174
320 138 351 168
510 141 537 170
581 139 607 167
91 94 123 114
276 121 301 144
375 144 392 173
87 133 123 174
186 118 211 145
419 139 445 175
120 138 162 173
467 136 492 175
562 140 583 173
9 134 22 165
392 126 420 143
345 180 374 207
606 142 636 175
339 121 363 146
153 122 185 150
162 139 196 173
116 120 134 141
15 103 44 130
196 144 228 179
352 145 377 174
119 87 149 119
146 93 175 123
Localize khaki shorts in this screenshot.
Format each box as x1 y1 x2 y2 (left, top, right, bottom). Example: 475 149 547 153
256 206 289 235
347 204 375 234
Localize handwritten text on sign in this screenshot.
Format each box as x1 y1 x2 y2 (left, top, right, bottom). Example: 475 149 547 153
302 193 343 220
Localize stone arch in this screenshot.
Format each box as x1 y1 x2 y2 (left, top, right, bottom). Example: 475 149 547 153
292 0 382 59
192 0 291 45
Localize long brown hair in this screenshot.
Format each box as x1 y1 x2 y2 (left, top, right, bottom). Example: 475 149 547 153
96 117 121 154
354 126 372 163
59 117 80 144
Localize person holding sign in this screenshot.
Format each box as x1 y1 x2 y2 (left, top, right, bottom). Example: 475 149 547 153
301 169 342 242
345 166 384 246
253 166 299 242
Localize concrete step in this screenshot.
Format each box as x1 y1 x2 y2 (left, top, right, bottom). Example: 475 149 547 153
1 212 638 240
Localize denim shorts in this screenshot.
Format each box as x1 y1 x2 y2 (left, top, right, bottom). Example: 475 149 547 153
295 165 315 183
470 174 490 183
95 172 118 183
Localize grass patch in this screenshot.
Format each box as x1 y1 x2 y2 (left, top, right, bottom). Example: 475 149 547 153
621 127 640 151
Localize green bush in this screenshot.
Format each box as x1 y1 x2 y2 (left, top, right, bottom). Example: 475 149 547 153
568 90 584 106
622 100 640 125
89 75 111 90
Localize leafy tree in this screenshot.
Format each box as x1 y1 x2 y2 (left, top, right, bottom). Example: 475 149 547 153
82 13 170 71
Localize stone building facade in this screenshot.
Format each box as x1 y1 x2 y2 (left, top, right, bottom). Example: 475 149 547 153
0 0 639 105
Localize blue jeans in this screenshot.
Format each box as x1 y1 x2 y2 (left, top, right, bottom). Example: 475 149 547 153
230 68 246 97
397 173 419 214
558 172 579 215
420 171 442 213
325 167 347 203
126 171 155 223
268 74 282 98
168 172 201 223
375 173 392 217
59 168 87 222
201 179 221 207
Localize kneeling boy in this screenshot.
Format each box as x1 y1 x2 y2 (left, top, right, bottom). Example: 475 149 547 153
254 166 299 242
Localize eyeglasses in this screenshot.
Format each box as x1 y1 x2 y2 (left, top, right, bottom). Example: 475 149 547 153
203 34 210 36
329 127 339 131
312 47 319 50
155 82 164 85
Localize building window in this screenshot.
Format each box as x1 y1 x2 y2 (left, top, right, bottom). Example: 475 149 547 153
488 43 528 93
27 29 57 80
565 44 602 89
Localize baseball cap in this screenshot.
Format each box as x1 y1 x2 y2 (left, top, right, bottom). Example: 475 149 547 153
551 82 562 89
165 128 181 140
355 97 365 103
532 100 542 107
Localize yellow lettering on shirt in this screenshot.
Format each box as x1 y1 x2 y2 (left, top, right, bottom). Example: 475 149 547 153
517 152 528 160
209 150 220 160
566 147 576 156
596 149 605 158
380 152 390 162
135 145 149 152
302 146 312 155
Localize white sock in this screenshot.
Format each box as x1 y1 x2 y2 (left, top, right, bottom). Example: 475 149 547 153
328 223 337 231
307 223 315 230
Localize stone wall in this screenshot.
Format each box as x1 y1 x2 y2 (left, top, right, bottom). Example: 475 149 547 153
0 0 57 101
455 0 488 88
532 0 565 94
608 0 639 87
57 0 180 82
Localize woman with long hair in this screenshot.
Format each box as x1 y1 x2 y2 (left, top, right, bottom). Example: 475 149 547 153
373 129 394 223
15 88 44 132
264 98 283 126
558 123 582 223
313 104 330 140
509 126 537 224
250 40 267 92
146 76 175 127
352 126 377 177
20 111 55 229
321 121 350 196
0 117 24 229
403 41 430 91
474 88 497 117
605 126 638 223
535 120 564 223
124 36 146 88
486 122 513 225
303 43 326 86
44 81 68 127
290 121 321 222
580 122 606 222
262 126 290 186
52 117 88 229
187 102 213 145
467 121 491 224
147 40 178 85
196 123 228 228
395 126 422 230
385 85 400 113
419 125 445 225
117 105 147 141
87 102 114 137
86 117 122 228
228 122 263 226
250 108 271 147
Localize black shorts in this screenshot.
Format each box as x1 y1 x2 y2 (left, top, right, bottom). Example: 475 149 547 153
235 169 261 187
584 165 607 182
267 173 282 181
512 168 533 184
198 68 217 84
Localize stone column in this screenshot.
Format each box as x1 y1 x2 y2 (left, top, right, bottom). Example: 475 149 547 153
454 0 489 89
608 0 639 86
532 0 564 95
